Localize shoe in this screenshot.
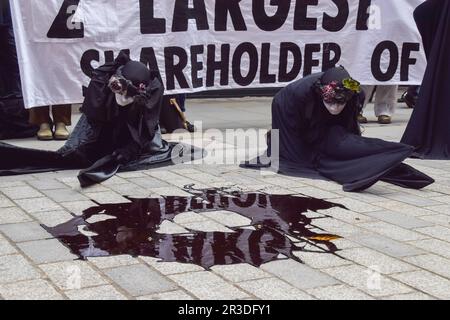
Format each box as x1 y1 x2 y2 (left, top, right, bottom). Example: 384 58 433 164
357 114 368 124
378 115 392 124
37 123 53 141
398 90 408 103
403 92 417 109
185 121 196 133
54 122 69 140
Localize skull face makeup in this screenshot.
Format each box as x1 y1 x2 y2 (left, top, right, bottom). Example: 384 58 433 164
323 100 347 115
108 61 152 107
316 67 361 107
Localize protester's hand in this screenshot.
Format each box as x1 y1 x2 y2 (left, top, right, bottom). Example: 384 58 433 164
134 92 149 105
112 143 140 164
112 148 133 164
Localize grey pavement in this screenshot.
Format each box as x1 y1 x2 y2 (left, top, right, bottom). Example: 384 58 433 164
1 96 450 300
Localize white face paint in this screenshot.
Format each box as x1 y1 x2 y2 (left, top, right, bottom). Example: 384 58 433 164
115 93 135 107
323 100 346 115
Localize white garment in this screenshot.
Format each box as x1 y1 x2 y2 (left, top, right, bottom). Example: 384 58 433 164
361 85 398 117
115 93 134 106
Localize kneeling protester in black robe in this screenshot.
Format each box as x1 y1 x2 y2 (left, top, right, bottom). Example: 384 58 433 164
0 53 187 187
244 67 434 192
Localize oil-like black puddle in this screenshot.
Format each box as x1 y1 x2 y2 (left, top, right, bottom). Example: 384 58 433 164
44 188 346 269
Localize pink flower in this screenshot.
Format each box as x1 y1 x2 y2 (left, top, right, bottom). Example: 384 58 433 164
321 81 338 103
138 83 146 92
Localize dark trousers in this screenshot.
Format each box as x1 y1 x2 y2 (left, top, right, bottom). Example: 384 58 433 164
29 105 72 126
0 7 21 97
407 86 420 97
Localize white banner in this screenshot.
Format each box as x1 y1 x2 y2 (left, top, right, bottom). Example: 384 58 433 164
11 0 426 109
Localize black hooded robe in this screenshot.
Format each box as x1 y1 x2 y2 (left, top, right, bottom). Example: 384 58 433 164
0 54 180 186
401 0 450 159
245 73 434 192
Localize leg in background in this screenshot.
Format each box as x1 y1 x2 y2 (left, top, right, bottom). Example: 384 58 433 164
29 106 53 141
374 85 398 124
52 104 72 140
358 85 375 123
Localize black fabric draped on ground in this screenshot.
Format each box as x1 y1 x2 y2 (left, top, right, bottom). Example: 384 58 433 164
401 0 450 159
0 115 185 187
243 73 434 192
0 53 201 186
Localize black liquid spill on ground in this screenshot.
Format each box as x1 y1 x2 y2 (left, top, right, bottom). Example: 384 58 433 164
44 188 346 269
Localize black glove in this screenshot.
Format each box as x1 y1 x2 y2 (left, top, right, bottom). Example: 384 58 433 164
112 143 140 164
134 92 150 106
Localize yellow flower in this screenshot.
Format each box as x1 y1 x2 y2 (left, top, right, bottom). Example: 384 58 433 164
343 78 361 93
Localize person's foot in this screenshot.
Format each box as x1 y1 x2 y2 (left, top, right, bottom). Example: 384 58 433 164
403 92 417 109
185 121 196 133
37 123 53 140
378 115 392 124
54 122 69 140
357 114 368 124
